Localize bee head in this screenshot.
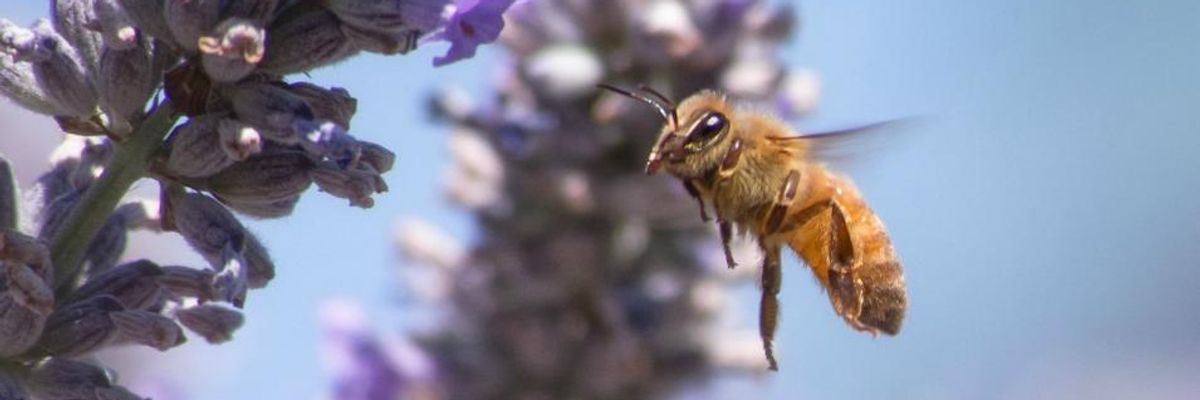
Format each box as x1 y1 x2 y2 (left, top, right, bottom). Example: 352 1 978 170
597 85 734 178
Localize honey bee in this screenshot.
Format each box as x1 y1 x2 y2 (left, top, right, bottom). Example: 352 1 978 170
599 84 908 371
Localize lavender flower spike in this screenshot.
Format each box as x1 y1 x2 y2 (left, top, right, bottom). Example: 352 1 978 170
427 0 518 66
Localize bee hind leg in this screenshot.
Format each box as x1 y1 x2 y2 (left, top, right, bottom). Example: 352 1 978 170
759 242 782 371
827 201 869 332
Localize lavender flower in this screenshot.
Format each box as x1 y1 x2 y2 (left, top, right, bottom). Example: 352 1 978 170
426 0 518 66
0 0 513 397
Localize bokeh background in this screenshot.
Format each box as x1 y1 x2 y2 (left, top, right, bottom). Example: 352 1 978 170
4 1 1200 399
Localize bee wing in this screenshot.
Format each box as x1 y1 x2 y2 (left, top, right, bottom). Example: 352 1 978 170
769 119 921 165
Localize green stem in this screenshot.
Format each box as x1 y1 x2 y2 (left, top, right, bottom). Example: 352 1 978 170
50 102 179 294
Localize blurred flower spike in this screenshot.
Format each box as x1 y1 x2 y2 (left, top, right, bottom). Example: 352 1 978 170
426 0 518 66
0 0 508 397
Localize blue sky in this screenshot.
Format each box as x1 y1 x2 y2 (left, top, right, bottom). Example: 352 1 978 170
5 1 1200 399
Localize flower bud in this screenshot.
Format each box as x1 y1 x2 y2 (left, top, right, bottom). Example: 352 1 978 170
53 0 103 73
69 259 165 311
156 265 216 302
243 232 274 288
326 0 448 35
116 0 173 45
259 6 358 75
83 210 130 274
202 150 314 205
110 309 186 351
287 82 357 128
28 357 113 400
93 0 139 50
212 244 248 307
226 82 313 136
218 118 263 161
165 115 238 178
96 38 157 134
167 190 246 268
176 304 243 344
5 261 55 316
198 18 265 82
221 194 299 220
0 292 48 356
341 23 420 55
0 229 53 280
36 295 123 357
294 120 360 165
0 158 16 230
310 163 386 208
164 0 220 52
4 20 99 116
358 141 395 174
0 47 65 115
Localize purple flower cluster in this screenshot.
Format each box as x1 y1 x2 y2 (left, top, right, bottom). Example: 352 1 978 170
385 0 820 398
0 0 512 398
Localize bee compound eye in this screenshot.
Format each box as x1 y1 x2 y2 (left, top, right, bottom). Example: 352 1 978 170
688 112 727 145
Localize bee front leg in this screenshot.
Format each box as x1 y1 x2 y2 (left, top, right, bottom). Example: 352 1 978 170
759 241 783 371
710 138 745 269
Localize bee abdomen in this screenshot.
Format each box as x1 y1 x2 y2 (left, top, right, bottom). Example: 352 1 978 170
856 259 907 335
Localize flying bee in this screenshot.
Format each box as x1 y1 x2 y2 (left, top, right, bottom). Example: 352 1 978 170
599 84 908 371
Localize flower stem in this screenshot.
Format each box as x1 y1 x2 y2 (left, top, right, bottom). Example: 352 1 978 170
50 102 179 294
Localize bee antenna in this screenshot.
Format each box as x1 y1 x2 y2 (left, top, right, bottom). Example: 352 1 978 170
597 84 675 128
636 84 679 128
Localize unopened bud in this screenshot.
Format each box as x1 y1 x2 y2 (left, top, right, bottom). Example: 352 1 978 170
116 0 173 45
0 48 65 115
164 0 220 52
212 244 247 307
0 291 48 356
96 39 157 133
0 158 16 230
198 18 265 82
157 265 216 302
70 259 165 311
5 261 54 316
0 229 53 280
36 295 123 357
28 357 112 400
5 20 99 116
165 115 237 178
310 163 386 208
294 120 360 165
176 304 243 344
217 118 262 161
53 0 103 73
242 231 274 288
110 309 186 351
203 150 314 205
83 211 130 274
227 82 314 135
93 0 139 50
259 6 358 75
358 141 395 173
221 194 299 220
168 190 246 268
287 82 357 128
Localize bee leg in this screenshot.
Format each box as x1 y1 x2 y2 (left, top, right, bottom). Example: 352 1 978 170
710 139 744 269
764 170 801 234
759 241 783 371
827 201 867 330
681 180 710 222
